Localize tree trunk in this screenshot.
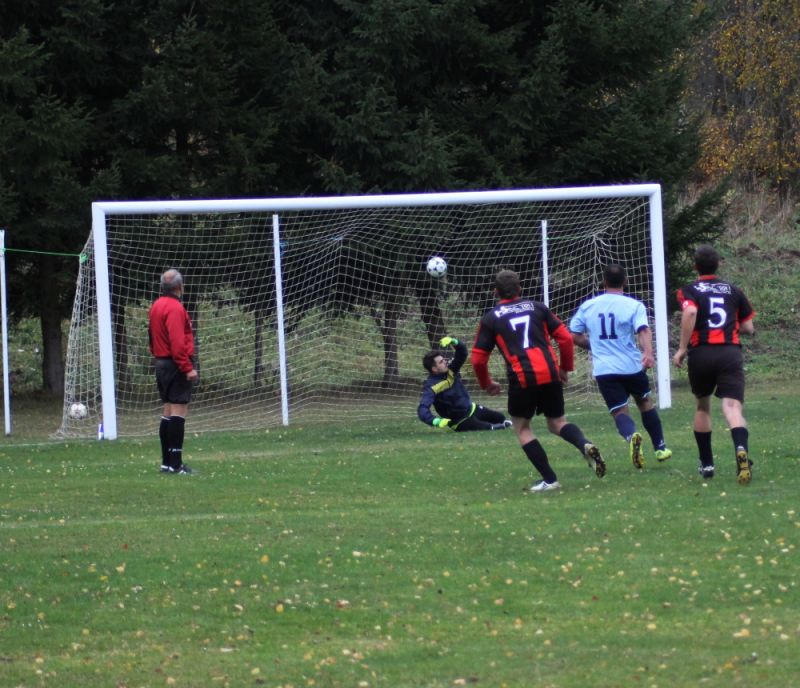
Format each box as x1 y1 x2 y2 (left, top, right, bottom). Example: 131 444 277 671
380 300 400 387
416 283 447 347
39 256 65 396
253 307 264 386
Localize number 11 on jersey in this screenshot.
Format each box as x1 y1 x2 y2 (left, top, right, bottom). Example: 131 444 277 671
598 312 617 339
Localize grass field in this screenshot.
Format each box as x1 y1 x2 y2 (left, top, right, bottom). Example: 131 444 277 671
1 382 799 688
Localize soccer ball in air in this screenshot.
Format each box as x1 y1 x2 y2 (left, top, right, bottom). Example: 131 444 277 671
426 256 447 278
69 402 88 420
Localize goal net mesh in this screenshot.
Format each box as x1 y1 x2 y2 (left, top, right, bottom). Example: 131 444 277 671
58 194 657 437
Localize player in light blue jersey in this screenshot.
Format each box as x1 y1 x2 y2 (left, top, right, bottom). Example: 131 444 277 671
570 264 672 469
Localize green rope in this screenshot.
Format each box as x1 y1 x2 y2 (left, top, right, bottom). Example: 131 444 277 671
1 247 88 263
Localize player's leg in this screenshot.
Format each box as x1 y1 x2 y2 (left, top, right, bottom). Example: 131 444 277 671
596 376 636 438
155 359 177 472
455 414 508 431
508 388 559 491
167 403 191 473
693 395 714 478
164 368 194 474
716 347 750 483
597 375 642 468
687 349 716 479
160 403 172 472
473 404 508 425
544 384 605 478
629 371 671 462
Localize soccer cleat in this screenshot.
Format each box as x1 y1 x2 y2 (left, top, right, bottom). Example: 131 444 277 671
698 463 715 480
736 448 752 485
176 464 193 475
629 432 644 469
527 480 561 493
503 419 513 428
584 443 606 478
160 465 175 473
655 448 673 462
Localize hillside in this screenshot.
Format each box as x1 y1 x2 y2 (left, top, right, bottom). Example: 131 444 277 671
714 188 800 378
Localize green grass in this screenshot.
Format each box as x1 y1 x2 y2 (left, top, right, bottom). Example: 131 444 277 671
1 383 799 687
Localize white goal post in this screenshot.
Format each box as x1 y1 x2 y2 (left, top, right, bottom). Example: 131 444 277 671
61 184 670 440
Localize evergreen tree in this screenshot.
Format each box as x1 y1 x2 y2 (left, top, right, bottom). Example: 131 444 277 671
1 0 726 391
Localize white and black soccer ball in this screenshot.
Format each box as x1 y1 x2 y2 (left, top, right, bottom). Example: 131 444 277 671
426 256 447 278
68 402 88 420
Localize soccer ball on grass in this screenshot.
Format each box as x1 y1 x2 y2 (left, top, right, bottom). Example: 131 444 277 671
69 402 88 420
426 256 447 278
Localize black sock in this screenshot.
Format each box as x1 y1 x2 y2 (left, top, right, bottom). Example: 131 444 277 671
167 415 186 469
559 423 588 453
522 439 557 483
731 426 749 453
694 430 713 466
159 416 170 466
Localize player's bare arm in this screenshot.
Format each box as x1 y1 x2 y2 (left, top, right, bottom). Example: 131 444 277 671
672 305 697 368
637 326 655 368
571 332 590 350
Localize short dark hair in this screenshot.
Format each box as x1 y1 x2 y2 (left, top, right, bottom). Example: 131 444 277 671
495 270 521 299
693 245 719 274
603 263 626 289
422 351 442 373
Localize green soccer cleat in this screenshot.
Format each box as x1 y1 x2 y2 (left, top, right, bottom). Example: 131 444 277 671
629 432 644 469
654 448 673 462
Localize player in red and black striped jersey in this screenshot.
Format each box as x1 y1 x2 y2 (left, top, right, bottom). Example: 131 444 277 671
673 245 756 484
471 270 606 493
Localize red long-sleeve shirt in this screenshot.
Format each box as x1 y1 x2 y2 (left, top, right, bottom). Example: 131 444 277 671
148 295 195 373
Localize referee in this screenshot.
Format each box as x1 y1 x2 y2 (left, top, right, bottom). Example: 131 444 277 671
148 269 198 474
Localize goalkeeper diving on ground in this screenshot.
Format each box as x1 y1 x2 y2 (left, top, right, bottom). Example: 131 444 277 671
418 336 512 431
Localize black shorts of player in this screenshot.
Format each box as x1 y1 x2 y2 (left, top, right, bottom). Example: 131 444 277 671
596 370 652 413
507 381 565 420
687 345 745 402
155 358 194 405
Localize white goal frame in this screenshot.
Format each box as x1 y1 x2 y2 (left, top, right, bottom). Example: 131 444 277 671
89 184 670 440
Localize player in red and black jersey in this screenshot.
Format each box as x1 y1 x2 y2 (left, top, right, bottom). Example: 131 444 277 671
673 245 756 484
471 270 606 493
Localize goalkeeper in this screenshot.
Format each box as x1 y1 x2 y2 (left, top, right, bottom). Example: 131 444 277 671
418 336 512 432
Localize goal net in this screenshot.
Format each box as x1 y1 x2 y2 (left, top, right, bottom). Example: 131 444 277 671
59 185 669 439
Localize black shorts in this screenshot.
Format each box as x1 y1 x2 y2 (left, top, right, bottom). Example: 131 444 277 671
155 358 194 405
687 345 745 402
507 382 565 420
596 370 652 413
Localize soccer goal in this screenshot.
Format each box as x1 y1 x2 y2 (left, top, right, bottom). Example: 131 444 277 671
59 184 669 440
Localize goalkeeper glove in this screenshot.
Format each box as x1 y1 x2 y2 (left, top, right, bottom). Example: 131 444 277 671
439 336 459 348
432 417 451 428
